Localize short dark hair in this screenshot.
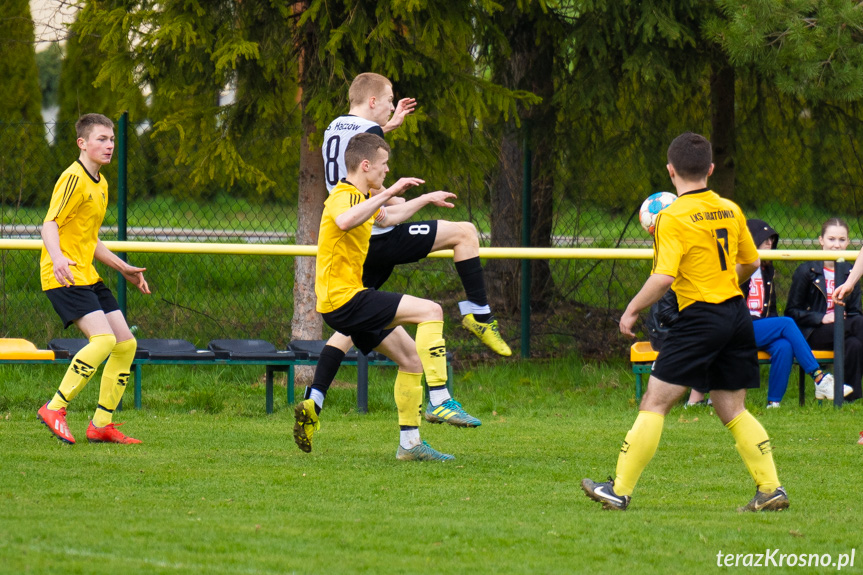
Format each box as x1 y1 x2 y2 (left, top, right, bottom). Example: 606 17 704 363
667 132 712 180
821 217 849 237
76 113 113 140
344 133 390 173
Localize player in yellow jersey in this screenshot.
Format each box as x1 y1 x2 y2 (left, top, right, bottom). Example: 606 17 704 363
295 72 510 453
37 113 151 445
582 132 788 512
295 132 478 460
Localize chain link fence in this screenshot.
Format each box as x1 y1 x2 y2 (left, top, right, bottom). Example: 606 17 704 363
2 117 863 360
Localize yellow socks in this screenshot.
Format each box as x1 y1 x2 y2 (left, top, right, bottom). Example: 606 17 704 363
614 411 665 496
416 320 447 388
92 338 137 428
48 333 116 410
726 410 781 493
394 371 423 427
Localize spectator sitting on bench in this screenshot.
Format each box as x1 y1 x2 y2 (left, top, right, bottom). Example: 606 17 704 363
786 217 863 401
652 219 846 408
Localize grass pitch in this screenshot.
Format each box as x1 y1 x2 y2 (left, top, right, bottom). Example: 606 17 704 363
1 358 861 574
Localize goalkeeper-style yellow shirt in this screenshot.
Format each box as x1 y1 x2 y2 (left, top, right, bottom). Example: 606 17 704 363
652 188 758 311
40 160 108 290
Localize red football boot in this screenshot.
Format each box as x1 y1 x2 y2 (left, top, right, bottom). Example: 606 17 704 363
86 421 141 444
37 403 76 444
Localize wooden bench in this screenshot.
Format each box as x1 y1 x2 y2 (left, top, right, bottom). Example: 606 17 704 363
630 341 835 405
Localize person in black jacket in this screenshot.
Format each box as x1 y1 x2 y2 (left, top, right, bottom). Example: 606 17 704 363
786 218 863 401
680 219 842 407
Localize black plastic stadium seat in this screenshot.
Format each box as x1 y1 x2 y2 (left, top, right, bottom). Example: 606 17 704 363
207 339 296 361
136 339 215 360
48 338 149 360
288 340 359 361
48 338 88 359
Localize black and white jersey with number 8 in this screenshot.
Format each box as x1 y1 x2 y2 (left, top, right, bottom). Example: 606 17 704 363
322 115 384 192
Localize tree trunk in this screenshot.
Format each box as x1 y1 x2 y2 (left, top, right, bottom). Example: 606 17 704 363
526 49 555 313
710 59 736 199
487 6 556 313
291 23 325 387
487 126 522 313
292 113 325 344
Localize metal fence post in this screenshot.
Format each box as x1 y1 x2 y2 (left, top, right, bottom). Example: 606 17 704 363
117 111 129 316
834 259 846 408
520 136 532 358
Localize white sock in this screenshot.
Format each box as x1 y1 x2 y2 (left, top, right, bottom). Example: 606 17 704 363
310 389 325 410
400 428 421 449
458 301 491 316
428 387 451 407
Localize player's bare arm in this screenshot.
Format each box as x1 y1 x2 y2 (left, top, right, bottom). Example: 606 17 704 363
334 179 422 231
370 177 422 206
383 98 417 133
834 255 863 305
620 273 674 338
378 191 456 228
94 240 151 294
41 220 77 286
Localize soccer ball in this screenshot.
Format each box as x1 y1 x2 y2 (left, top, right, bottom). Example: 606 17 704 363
639 192 677 235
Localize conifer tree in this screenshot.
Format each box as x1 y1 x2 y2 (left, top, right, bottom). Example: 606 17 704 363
82 0 537 340
709 0 863 102
0 0 48 207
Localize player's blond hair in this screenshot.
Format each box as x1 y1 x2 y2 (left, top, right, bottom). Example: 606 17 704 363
344 133 390 172
76 114 114 140
348 73 392 107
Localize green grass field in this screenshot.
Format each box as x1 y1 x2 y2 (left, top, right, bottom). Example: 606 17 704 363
1 357 861 574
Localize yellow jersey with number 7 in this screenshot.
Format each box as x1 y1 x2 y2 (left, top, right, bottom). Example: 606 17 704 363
652 188 758 311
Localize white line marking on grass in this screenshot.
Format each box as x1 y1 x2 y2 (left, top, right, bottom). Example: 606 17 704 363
14 542 293 575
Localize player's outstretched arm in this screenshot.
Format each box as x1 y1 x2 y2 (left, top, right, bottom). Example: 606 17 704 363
383 98 416 133
94 240 151 294
379 191 456 228
41 220 77 287
334 178 424 231
620 274 674 338
834 253 863 305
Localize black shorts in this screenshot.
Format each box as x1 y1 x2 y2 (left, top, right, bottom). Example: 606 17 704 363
362 220 438 289
322 289 403 354
44 281 120 329
652 296 760 391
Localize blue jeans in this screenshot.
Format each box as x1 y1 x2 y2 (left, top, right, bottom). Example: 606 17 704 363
753 317 819 403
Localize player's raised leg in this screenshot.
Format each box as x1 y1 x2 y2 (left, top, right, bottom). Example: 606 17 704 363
390 294 481 428
375 327 453 461
433 220 511 357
